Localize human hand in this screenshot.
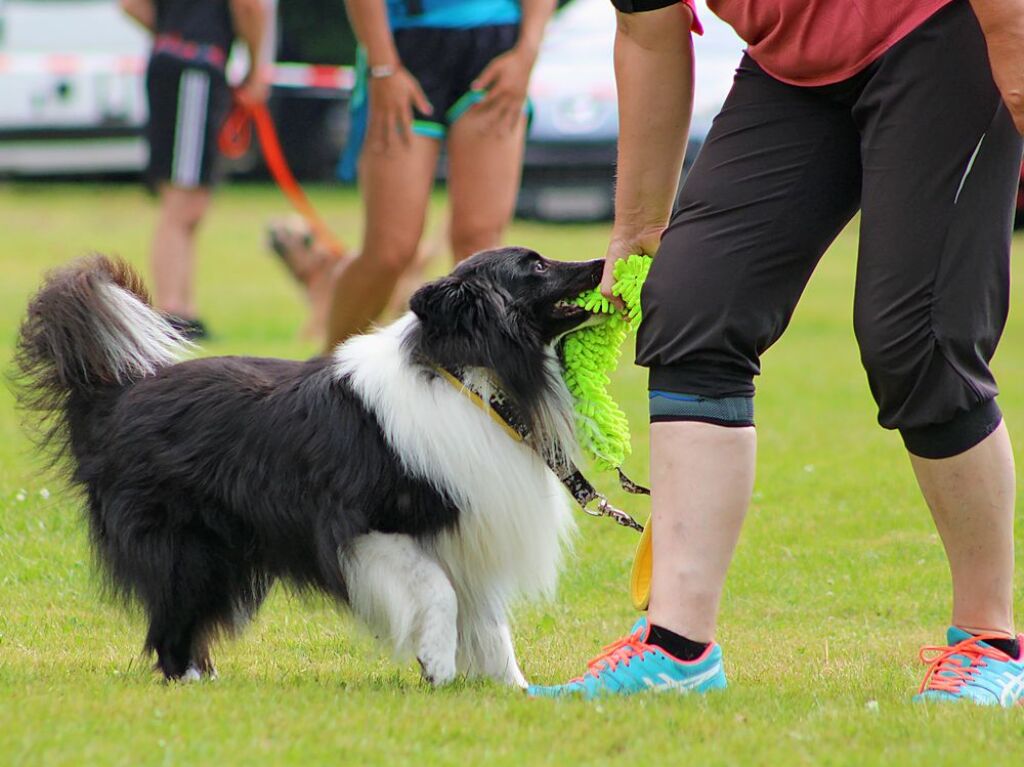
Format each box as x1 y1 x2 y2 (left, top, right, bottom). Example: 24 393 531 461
471 46 535 135
236 65 271 108
367 68 434 152
601 226 663 307
974 0 1024 134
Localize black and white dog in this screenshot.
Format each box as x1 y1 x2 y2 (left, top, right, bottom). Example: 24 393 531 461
15 248 603 686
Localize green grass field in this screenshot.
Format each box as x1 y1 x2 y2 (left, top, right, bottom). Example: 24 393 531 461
1 183 1022 766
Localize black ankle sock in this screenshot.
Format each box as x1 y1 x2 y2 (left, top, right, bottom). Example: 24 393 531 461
982 635 1020 660
646 624 709 662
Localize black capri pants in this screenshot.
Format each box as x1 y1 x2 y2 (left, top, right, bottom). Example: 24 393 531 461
638 0 1023 458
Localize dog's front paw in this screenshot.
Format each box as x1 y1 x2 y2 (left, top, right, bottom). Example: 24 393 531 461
173 663 218 683
506 667 528 690
181 666 202 683
417 654 457 687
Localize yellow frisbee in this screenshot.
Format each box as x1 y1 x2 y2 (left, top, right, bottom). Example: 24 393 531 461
629 519 652 611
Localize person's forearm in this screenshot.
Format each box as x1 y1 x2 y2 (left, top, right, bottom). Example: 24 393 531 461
612 7 694 235
120 0 156 33
516 0 557 60
969 0 1024 133
229 0 267 68
969 0 1024 33
343 0 400 68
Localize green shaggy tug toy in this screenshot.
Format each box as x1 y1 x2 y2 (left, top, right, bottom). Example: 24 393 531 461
561 254 652 470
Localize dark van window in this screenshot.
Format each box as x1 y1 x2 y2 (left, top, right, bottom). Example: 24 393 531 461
277 0 356 65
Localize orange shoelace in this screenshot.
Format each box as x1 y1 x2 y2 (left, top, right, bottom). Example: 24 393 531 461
569 627 650 682
918 634 1011 695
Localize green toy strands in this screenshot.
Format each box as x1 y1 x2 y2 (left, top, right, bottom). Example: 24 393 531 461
561 254 652 471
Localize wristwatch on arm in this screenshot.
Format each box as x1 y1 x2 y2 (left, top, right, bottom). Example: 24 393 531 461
368 64 397 79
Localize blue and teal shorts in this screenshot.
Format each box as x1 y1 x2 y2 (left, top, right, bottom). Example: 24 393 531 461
339 23 528 180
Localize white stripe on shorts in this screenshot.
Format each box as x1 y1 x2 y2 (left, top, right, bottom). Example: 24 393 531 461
171 69 211 188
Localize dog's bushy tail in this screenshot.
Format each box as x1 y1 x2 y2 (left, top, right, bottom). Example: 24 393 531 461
13 254 189 461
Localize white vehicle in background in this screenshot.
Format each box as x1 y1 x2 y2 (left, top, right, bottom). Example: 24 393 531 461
0 0 752 226
0 0 342 179
0 0 150 175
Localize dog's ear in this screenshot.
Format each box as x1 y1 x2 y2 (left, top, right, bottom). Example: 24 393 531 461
410 275 484 330
409 276 548 420
410 275 514 355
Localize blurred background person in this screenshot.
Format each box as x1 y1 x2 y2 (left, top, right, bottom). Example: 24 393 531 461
272 0 557 349
121 0 271 339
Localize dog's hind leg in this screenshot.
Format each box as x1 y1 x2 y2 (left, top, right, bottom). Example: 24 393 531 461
230 572 274 635
342 533 458 686
457 603 527 689
135 525 244 682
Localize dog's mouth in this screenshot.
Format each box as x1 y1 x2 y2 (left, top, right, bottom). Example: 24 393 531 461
537 258 605 340
551 298 589 321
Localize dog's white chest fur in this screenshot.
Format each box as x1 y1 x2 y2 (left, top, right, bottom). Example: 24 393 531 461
333 315 575 606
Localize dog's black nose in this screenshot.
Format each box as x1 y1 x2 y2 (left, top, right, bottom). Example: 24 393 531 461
583 259 605 283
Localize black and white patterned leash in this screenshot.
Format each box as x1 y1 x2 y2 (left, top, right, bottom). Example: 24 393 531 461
435 366 648 533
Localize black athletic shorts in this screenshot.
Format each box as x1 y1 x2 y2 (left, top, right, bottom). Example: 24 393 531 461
338 23 522 179
638 0 1022 454
145 52 231 189
395 23 520 137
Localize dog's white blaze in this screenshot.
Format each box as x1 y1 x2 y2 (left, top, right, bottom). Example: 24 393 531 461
95 282 190 382
334 315 576 618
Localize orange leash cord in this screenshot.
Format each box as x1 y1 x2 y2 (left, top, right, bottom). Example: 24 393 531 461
219 101 346 257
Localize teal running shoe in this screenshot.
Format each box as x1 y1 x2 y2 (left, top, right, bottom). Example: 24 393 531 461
527 618 727 699
914 627 1024 707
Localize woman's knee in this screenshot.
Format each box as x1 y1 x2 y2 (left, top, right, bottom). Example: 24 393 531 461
854 306 999 444
161 187 210 232
853 308 908 382
449 220 502 262
638 251 763 402
359 239 420 276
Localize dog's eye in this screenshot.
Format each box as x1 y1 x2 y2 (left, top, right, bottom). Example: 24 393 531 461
532 261 548 273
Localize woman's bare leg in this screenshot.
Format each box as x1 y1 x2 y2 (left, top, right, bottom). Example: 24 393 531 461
324 135 441 349
445 108 526 263
151 184 212 318
387 219 449 317
910 423 1016 636
647 422 757 643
